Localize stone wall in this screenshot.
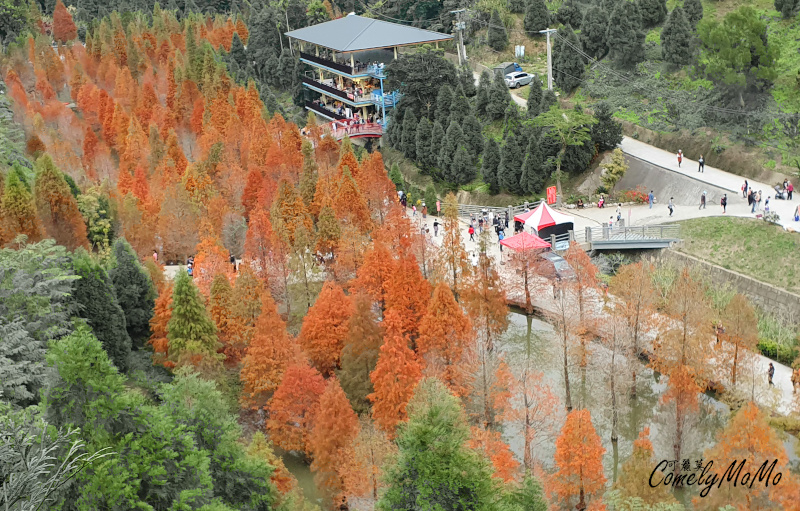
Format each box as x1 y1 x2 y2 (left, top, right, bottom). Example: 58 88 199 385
650 249 800 319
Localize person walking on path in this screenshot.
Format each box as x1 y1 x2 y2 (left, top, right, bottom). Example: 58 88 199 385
788 181 794 200
422 204 427 218
412 204 417 216
699 192 706 210
794 204 800 222
616 204 622 222
764 196 771 214
648 190 655 209
698 155 705 172
768 363 775 386
505 211 510 228
609 216 614 229
229 252 236 272
792 367 800 393
498 230 505 252
721 194 728 214
433 219 439 236
468 225 475 242
756 190 762 211
153 250 158 263
677 150 683 167
742 180 749 198
668 197 674 217
748 189 754 212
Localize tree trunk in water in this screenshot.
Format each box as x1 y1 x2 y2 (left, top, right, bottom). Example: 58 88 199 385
673 406 683 487
523 265 532 314
611 349 618 443
482 349 492 429
576 482 586 511
612 439 620 484
563 324 572 412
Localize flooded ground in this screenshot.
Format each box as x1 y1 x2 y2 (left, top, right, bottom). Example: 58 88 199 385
281 309 798 508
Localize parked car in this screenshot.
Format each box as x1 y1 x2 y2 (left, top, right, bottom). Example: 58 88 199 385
494 62 524 77
539 251 575 280
505 72 534 88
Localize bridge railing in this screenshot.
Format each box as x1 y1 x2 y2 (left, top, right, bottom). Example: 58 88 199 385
457 200 543 219
585 224 681 241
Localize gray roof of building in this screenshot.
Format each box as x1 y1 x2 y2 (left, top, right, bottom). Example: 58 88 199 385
285 14 453 52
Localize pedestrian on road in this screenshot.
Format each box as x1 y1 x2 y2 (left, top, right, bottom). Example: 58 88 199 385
699 192 706 209
478 217 484 233
609 216 614 229
229 252 236 272
505 211 510 228
677 150 683 167
768 363 775 386
412 204 417 216
498 230 504 252
794 204 800 222
749 190 756 213
616 203 622 222
698 155 705 172
648 190 655 209
433 220 439 236
668 197 674 217
471 252 479 268
153 250 158 263
743 180 749 198
757 190 762 211
422 204 427 218
187 263 194 278
468 225 475 242
764 196 770 214
721 194 728 214
788 181 794 200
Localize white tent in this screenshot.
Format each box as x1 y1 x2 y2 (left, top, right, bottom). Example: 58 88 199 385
513 202 575 238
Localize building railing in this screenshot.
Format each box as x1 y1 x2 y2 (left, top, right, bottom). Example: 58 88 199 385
301 76 374 104
370 91 401 107
305 101 348 121
367 64 386 78
299 51 356 75
584 224 681 242
328 122 383 139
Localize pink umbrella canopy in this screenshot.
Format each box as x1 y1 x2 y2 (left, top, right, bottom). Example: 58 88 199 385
513 202 574 231
499 231 551 251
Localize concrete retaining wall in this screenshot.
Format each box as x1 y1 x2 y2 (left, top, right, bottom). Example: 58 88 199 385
649 249 800 319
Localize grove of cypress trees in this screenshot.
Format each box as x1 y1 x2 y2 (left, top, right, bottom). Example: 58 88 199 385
661 7 693 66
580 6 610 61
400 108 418 159
481 138 502 194
415 117 434 168
607 1 646 68
524 0 550 36
552 25 585 93
498 133 525 195
488 9 508 51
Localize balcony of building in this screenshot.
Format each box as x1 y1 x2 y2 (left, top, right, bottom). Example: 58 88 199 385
370 90 401 108
301 74 384 107
305 100 348 121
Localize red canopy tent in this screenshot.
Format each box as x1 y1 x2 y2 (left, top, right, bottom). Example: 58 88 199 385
499 231 551 251
513 202 575 239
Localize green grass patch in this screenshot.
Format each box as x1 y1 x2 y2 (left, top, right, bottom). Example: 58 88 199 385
613 108 641 124
678 216 800 294
645 28 662 44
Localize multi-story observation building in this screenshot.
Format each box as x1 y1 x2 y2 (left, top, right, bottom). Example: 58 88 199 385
285 14 452 136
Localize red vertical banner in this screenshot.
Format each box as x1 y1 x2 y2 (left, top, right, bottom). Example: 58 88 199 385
546 186 557 204
436 200 441 213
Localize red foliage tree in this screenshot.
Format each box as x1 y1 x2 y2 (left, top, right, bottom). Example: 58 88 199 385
551 409 607 511
53 0 77 43
267 363 327 453
299 280 353 376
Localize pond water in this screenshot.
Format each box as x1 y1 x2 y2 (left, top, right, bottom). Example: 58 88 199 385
281 309 798 508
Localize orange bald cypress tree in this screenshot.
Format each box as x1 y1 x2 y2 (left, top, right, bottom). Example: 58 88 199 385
333 168 372 233
227 265 263 360
357 151 395 224
299 280 353 376
417 282 473 397
208 273 233 350
1 172 43 245
308 378 360 502
149 281 174 368
384 253 432 340
267 362 327 453
551 409 607 511
661 364 700 485
82 126 99 176
240 293 298 409
132 166 150 202
467 427 519 483
243 207 274 280
271 179 313 247
369 310 423 437
614 428 675 506
33 155 89 250
53 0 77 43
352 242 395 311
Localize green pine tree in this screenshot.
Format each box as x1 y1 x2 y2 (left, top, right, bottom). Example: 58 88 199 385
590 102 624 152
448 91 471 127
377 378 497 511
498 133 525 195
508 0 527 14
167 271 223 373
683 0 703 27
540 88 558 113
488 9 508 51
338 295 382 414
487 73 512 121
524 0 550 36
556 0 582 28
527 75 544 118
475 71 492 116
228 32 247 70
501 475 549 511
400 108 418 159
661 7 693 66
775 0 799 18
461 113 484 159
430 121 446 171
638 0 668 28
607 1 646 68
438 121 464 175
521 136 545 195
435 85 455 125
481 138 502 194
553 25 585 92
450 145 475 185
580 6 610 60
458 65 477 97
72 249 131 372
415 117 435 168
108 238 155 350
1 171 42 244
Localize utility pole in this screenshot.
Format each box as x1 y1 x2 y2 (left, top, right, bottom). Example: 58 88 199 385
539 28 557 90
450 9 467 65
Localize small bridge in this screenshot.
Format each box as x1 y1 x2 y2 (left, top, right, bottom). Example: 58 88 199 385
327 121 383 140
549 224 681 251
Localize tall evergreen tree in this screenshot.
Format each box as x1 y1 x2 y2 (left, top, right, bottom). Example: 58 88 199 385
448 91 471 127
378 378 497 510
462 113 484 159
108 238 155 350
487 73 511 121
521 136 545 195
683 0 703 27
415 117 434 168
553 25 585 93
458 65 477 97
228 32 247 72
438 121 464 175
524 0 550 36
449 145 475 186
488 9 508 51
540 88 558 113
435 85 455 124
475 71 492 117
0 172 43 245
661 7 693 66
400 108 418 159
72 250 131 372
482 138 502 194
33 155 88 251
590 102 624 152
775 0 799 17
556 0 582 28
430 121 446 171
580 6 610 61
527 76 544 118
498 133 525 195
508 0 527 14
638 0 668 28
607 2 646 68
167 271 223 373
